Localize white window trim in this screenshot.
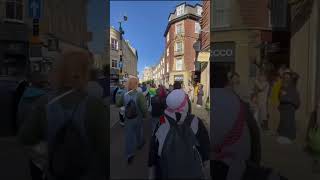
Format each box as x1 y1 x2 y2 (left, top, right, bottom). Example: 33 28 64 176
197 6 203 16
175 58 183 71
175 22 184 35
167 48 169 57
175 42 183 52
195 22 201 33
176 4 185 17
167 33 169 42
111 59 118 69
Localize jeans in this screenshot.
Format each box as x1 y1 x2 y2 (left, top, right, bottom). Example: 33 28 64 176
124 117 144 159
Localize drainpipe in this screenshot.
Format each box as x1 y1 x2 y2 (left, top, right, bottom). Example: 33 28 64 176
316 0 320 121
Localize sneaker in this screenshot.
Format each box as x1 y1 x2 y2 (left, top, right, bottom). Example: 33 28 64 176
119 120 125 127
277 136 292 144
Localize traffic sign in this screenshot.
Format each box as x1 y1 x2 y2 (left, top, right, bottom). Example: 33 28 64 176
29 0 42 19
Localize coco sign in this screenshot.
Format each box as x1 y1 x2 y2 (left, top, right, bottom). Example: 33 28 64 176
211 42 235 62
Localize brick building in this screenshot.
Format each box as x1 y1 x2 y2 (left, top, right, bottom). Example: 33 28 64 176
164 2 202 88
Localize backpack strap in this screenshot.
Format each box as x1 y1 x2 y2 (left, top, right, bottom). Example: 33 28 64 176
214 102 246 160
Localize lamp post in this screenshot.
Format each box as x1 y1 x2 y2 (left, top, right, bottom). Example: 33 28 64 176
119 15 127 81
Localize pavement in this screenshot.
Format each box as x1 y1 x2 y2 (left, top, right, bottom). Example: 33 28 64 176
261 132 320 180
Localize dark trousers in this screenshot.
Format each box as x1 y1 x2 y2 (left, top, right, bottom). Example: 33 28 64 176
29 160 46 180
210 160 228 180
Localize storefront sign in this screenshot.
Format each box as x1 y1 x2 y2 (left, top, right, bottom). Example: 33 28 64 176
211 42 235 62
174 75 184 81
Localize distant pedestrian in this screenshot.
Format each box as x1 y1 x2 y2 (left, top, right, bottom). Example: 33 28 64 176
197 84 204 107
116 76 148 164
277 71 300 144
148 89 210 179
150 88 166 132
116 84 127 127
173 81 192 114
18 51 108 180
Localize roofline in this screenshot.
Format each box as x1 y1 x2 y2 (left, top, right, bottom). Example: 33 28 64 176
167 2 203 21
164 14 201 36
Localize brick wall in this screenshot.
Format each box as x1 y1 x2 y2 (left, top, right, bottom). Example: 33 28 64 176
200 0 210 50
238 0 269 28
184 19 198 71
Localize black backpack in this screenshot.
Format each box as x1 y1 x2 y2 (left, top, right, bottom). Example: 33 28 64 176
124 93 138 119
159 114 204 179
47 98 90 179
151 95 163 117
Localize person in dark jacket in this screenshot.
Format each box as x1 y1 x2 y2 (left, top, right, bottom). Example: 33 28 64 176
17 72 48 180
148 89 210 179
18 51 108 180
277 71 300 144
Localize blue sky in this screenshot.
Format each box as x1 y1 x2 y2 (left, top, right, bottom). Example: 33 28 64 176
110 0 200 77
87 0 107 54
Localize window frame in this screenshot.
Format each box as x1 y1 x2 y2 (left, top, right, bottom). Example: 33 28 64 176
212 0 231 28
175 58 183 71
197 6 203 16
167 48 169 57
176 4 185 17
111 59 118 68
167 62 169 72
175 41 183 52
175 23 184 35
111 38 118 50
5 0 24 21
195 22 201 33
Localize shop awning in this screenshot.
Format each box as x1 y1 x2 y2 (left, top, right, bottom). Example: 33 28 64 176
197 51 210 62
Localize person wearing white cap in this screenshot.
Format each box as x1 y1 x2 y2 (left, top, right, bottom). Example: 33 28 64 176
148 89 210 179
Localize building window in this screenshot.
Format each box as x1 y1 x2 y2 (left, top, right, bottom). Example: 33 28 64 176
5 0 23 20
176 4 185 17
167 48 169 57
167 63 169 72
176 23 184 34
212 0 230 28
111 38 118 50
175 42 183 52
112 60 118 68
176 58 183 71
195 22 201 33
197 6 203 16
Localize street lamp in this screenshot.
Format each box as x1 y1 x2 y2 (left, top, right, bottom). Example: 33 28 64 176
119 15 127 80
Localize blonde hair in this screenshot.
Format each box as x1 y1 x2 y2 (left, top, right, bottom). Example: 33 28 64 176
49 51 91 90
